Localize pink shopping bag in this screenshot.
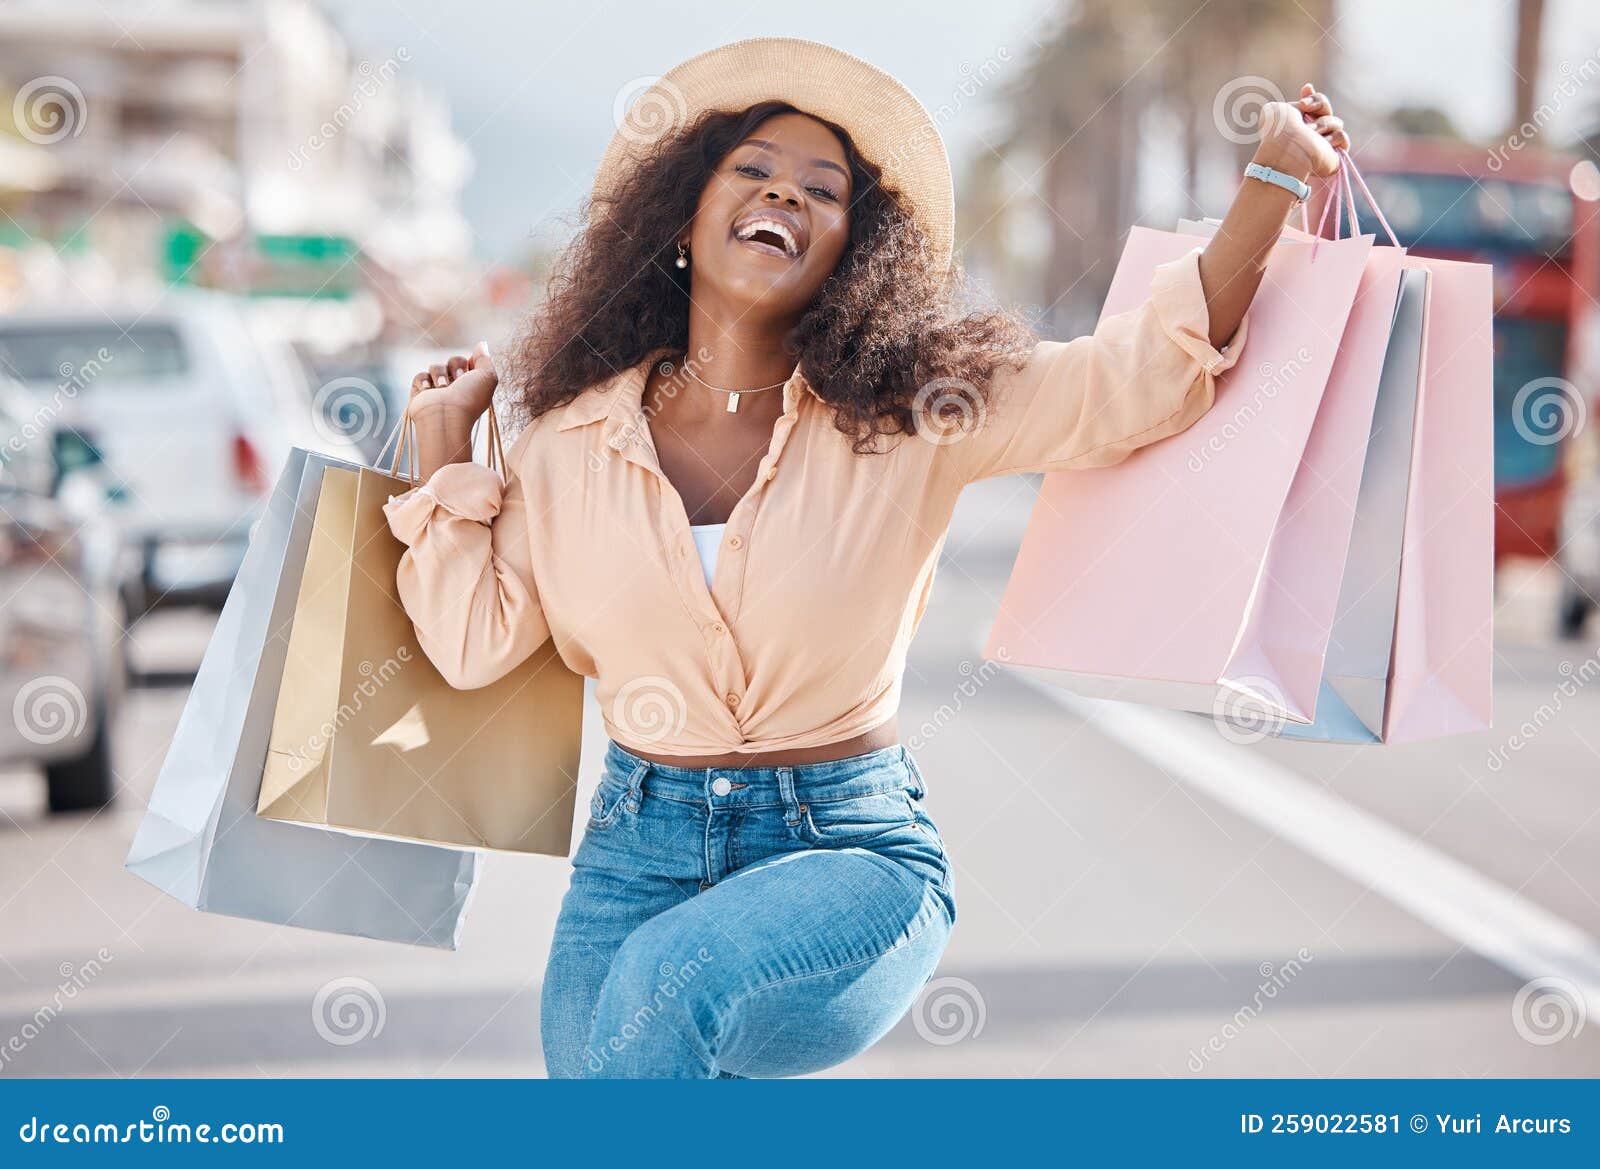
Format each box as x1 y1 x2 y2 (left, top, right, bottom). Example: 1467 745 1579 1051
1208 240 1409 731
1183 166 1428 742
1383 251 1495 741
1196 160 1494 743
983 221 1374 719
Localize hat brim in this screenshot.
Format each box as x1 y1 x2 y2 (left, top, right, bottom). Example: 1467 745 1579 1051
593 37 954 271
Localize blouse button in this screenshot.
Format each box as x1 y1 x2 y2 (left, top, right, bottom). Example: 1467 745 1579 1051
725 693 740 709
728 535 743 550
711 621 727 636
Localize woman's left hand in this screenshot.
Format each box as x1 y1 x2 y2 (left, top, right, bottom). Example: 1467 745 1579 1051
1252 83 1350 182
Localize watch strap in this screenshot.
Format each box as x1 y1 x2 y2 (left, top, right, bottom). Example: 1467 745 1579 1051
1244 161 1312 203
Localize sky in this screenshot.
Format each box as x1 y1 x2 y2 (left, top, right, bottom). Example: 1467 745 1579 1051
321 0 1600 259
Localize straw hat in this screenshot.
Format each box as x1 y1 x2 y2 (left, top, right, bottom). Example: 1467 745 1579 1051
594 37 954 270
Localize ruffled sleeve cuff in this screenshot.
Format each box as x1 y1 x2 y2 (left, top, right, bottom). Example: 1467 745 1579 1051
1148 246 1250 377
383 461 507 545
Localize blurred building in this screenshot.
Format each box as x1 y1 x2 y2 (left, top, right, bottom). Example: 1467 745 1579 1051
0 0 476 350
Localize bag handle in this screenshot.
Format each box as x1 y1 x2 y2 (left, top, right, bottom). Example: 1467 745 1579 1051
1303 152 1344 252
1342 151 1401 247
379 395 509 488
1341 159 1361 237
1309 149 1403 260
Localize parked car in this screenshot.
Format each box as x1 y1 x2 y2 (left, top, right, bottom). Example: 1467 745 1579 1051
0 293 365 615
0 389 133 812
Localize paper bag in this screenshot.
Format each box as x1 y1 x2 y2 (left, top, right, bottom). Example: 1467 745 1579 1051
984 225 1373 717
258 460 583 854
125 450 481 948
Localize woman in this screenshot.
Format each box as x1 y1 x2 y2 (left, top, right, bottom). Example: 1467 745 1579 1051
384 38 1350 1078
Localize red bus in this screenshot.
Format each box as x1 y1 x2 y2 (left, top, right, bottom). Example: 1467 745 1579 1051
1337 136 1600 568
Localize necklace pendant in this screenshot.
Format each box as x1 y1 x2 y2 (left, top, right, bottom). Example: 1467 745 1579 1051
725 393 740 414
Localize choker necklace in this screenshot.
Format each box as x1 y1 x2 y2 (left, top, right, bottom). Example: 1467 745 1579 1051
680 364 794 413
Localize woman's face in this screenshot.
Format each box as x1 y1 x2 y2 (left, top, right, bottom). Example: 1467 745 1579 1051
683 111 854 320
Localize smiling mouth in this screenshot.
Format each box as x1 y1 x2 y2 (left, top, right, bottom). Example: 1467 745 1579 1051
734 216 803 258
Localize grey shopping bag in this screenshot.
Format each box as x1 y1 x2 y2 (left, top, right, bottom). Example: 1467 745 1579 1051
124 448 481 948
1175 214 1430 743
1273 265 1429 742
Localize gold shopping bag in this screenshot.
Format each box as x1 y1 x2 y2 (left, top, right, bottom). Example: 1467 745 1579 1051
258 411 582 854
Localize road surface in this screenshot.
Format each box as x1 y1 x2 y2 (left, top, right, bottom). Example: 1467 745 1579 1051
1 477 1597 1077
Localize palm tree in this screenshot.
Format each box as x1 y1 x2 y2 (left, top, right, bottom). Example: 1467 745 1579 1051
968 0 1334 334
1512 0 1545 132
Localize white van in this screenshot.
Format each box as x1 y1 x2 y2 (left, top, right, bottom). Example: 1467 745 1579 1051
0 293 365 610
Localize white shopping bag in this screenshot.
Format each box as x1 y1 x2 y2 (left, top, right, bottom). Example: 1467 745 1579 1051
124 449 481 948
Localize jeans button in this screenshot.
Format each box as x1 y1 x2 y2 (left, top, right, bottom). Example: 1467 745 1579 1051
710 776 732 797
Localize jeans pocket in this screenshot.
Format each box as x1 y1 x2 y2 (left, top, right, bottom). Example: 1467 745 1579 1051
795 788 919 848
587 761 644 830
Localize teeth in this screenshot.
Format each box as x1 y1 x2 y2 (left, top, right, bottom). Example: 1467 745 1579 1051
736 218 799 255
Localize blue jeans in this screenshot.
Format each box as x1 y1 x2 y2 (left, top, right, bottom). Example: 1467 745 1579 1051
539 739 956 1078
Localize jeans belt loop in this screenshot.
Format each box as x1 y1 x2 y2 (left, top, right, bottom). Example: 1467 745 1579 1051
901 746 927 799
776 766 801 825
625 760 649 813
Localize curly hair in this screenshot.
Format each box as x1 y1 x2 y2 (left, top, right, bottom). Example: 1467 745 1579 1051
503 101 1034 453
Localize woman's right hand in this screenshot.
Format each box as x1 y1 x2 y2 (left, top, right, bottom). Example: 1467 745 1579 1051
404 342 498 480
408 341 499 424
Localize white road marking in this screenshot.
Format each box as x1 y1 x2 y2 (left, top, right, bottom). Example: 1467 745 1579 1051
1018 678 1600 1016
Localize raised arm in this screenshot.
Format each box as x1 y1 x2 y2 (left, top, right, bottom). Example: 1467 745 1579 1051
382 346 551 689
1198 83 1349 346
951 83 1349 482
951 247 1246 480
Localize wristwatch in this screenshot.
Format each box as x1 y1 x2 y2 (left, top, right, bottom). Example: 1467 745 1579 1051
1244 161 1312 204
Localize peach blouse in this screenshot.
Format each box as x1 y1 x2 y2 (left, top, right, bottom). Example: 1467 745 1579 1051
382 246 1247 756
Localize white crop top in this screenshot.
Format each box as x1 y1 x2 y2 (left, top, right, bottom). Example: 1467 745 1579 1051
688 522 724 589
